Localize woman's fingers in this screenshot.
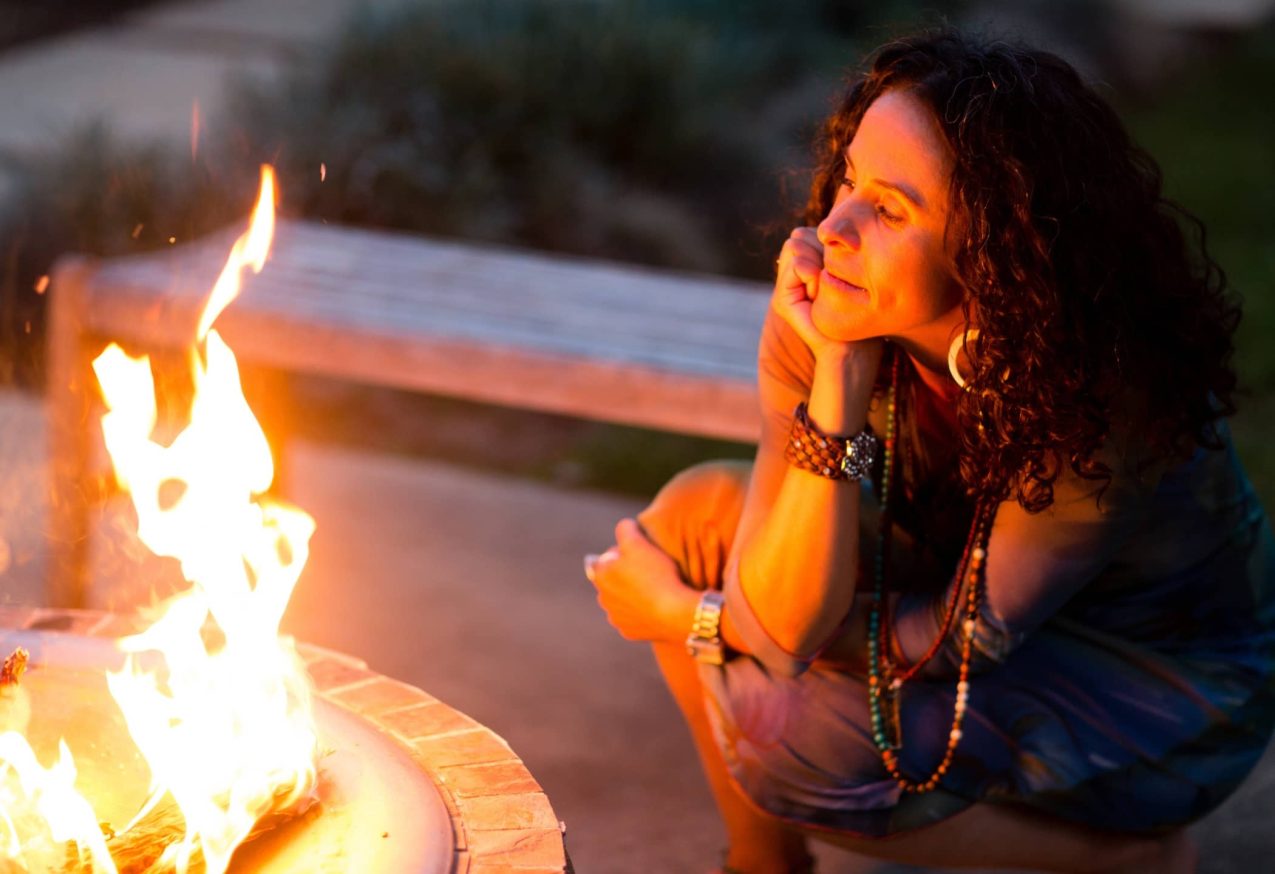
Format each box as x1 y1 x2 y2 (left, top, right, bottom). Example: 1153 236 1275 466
586 520 690 642
614 517 652 553
777 228 823 293
789 256 821 299
614 516 638 543
584 546 620 581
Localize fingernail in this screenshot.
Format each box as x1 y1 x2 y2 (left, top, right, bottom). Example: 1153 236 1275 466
583 554 599 581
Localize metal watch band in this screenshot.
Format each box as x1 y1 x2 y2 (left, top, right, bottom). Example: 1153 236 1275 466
686 589 726 665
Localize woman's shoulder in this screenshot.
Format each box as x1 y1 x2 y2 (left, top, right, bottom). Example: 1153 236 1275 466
1005 415 1260 548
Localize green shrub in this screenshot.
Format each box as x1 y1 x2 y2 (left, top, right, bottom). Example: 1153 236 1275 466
215 0 855 275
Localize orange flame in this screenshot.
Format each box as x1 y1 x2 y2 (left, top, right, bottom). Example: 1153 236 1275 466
196 166 275 340
99 164 316 873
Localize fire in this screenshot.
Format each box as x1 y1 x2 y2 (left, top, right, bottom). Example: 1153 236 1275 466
0 166 318 872
0 735 117 873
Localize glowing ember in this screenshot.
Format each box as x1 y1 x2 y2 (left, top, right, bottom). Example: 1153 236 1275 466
0 166 318 873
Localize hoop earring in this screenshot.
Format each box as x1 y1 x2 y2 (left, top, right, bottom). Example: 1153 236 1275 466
947 328 979 388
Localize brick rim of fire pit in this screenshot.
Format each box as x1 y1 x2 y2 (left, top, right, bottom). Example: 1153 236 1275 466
0 607 569 874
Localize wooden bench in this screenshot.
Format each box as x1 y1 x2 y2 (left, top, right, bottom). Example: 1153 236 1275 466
46 220 770 607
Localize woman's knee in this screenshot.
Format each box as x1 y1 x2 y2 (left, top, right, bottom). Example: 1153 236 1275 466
637 460 751 591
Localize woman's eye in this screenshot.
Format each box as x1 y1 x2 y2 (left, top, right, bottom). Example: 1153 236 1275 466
841 176 855 191
877 204 903 225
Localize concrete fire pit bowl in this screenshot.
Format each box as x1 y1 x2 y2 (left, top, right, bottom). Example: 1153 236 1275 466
0 606 569 873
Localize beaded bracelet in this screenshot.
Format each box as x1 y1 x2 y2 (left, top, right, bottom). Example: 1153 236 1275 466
784 402 878 481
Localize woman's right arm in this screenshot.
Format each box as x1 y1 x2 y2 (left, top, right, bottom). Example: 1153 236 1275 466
718 303 878 673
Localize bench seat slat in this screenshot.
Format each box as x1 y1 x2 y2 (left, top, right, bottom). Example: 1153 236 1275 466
75 220 771 441
86 270 767 366
90 265 768 350
98 224 769 325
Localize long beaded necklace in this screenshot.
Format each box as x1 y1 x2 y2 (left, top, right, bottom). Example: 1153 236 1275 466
867 351 995 794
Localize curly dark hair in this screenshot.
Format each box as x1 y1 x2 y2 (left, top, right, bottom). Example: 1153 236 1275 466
805 29 1241 512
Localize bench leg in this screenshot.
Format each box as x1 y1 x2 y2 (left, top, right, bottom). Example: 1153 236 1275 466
46 257 98 608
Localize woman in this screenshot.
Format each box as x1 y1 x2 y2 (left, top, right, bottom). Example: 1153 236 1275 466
586 29 1273 873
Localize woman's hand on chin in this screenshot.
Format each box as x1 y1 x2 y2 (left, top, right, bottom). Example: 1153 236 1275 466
773 226 874 365
773 227 830 354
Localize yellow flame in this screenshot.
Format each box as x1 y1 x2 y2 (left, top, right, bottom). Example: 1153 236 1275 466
0 165 317 873
0 734 118 873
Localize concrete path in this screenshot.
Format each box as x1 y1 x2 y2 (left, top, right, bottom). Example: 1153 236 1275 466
0 0 399 199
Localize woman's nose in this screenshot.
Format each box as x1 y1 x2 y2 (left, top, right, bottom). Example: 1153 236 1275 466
817 203 861 251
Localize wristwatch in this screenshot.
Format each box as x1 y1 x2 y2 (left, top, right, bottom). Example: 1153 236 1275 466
686 590 726 665
840 430 879 481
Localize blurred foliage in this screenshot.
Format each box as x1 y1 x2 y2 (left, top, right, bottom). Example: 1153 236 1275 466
0 0 1270 498
218 0 954 275
223 0 764 272
1119 23 1275 504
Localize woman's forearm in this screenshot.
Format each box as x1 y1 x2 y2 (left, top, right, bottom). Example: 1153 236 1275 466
735 351 878 657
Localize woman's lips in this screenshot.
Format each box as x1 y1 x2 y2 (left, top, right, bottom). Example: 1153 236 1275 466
819 269 870 304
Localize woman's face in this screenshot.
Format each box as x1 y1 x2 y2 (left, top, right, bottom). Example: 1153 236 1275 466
811 89 964 348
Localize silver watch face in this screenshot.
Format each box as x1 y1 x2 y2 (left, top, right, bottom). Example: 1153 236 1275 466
840 431 878 481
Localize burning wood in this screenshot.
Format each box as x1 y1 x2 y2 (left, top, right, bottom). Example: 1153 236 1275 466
61 790 319 874
0 647 31 736
0 648 28 687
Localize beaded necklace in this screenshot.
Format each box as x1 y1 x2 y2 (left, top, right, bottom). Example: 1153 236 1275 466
867 351 995 794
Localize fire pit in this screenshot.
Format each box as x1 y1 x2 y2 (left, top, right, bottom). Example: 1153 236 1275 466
5 166 566 872
1 607 567 873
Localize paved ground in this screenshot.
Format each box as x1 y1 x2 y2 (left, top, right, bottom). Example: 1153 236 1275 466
2 2 1274 872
